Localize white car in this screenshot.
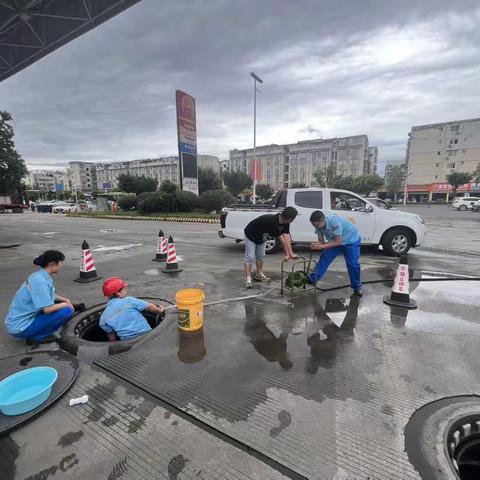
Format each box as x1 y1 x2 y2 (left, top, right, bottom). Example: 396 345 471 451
452 197 480 211
52 203 77 214
78 201 97 212
472 200 480 212
219 188 426 256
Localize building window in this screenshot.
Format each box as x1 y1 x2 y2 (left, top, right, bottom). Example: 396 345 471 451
454 139 458 144
435 175 438 179
447 163 456 169
437 151 441 155
436 163 439 167
450 125 460 133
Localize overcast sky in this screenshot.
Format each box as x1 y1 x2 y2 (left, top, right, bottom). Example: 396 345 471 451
2 0 480 175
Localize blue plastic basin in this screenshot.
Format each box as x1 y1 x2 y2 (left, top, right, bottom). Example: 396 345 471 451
0 366 58 416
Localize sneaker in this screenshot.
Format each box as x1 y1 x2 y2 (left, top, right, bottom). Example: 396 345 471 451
253 273 271 283
353 289 363 297
244 279 253 289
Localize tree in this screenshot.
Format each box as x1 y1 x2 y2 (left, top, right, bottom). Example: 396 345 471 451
447 171 473 198
118 194 137 211
313 164 344 188
351 174 384 196
200 189 234 213
198 167 222 195
159 179 178 195
118 174 157 194
385 165 405 200
0 111 28 194
291 182 307 188
255 183 273 201
222 171 252 196
175 190 200 212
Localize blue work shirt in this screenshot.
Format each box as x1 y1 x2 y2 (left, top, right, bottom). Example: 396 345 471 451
99 296 151 341
315 213 360 245
5 269 56 334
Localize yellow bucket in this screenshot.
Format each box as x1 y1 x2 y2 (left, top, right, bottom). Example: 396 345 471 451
175 288 205 332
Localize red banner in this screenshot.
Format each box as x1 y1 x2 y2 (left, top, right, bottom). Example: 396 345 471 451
249 159 262 181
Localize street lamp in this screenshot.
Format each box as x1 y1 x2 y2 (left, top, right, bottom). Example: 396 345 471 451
250 71 263 205
403 171 412 206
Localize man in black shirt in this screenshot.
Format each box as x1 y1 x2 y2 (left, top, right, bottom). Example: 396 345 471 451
243 206 298 288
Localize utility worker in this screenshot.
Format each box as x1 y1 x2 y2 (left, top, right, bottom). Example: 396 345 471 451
243 206 298 288
100 277 165 341
5 250 74 343
309 210 362 296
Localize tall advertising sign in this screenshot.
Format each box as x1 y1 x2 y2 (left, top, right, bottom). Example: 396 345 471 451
176 90 198 195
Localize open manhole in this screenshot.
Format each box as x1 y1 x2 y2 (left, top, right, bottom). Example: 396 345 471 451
405 396 480 480
447 415 480 479
59 297 168 359
74 309 162 342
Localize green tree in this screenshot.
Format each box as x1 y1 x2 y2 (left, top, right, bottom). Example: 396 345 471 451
313 164 343 188
118 174 157 194
118 194 137 211
198 167 222 195
255 183 273 201
351 174 384 196
175 190 200 212
159 179 178 195
222 171 253 196
385 165 405 200
0 111 28 194
447 171 473 198
200 189 234 213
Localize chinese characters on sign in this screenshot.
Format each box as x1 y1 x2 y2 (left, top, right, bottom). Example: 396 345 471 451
394 265 409 293
176 90 199 195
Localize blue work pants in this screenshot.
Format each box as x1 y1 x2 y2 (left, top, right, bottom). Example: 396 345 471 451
13 306 74 340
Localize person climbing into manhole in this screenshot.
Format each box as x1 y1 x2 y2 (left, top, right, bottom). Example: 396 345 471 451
243 206 299 289
4 250 75 344
100 277 165 341
308 210 362 297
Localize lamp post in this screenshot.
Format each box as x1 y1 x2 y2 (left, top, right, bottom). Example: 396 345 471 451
250 71 263 205
403 171 412 206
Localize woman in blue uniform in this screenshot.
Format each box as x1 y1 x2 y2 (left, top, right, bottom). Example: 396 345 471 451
5 250 74 343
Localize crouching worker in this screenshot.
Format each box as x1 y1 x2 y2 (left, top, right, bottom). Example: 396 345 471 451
309 210 362 297
100 277 164 341
243 206 298 288
5 250 74 343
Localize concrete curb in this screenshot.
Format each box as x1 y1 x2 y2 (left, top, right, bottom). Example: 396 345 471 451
69 213 220 224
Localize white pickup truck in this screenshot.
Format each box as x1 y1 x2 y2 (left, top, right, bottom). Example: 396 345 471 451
218 188 426 256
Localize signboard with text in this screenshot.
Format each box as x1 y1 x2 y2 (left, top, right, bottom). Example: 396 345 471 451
176 90 198 195
55 183 64 192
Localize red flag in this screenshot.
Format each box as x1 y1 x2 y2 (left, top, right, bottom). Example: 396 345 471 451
249 159 262 181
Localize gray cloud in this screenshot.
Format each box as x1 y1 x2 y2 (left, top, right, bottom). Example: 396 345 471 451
1 0 480 173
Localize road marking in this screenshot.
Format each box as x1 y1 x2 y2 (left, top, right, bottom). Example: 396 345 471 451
93 243 143 252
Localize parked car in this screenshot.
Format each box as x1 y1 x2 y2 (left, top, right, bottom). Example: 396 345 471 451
472 200 480 212
52 203 77 214
452 197 480 211
78 201 97 212
219 188 426 256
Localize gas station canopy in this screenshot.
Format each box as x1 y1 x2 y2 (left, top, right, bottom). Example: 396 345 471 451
0 0 141 83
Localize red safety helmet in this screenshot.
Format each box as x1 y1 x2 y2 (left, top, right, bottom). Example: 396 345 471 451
102 277 127 297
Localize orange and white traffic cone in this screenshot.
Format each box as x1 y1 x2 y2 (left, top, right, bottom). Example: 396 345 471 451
162 236 182 273
383 255 416 309
153 229 167 262
74 240 102 283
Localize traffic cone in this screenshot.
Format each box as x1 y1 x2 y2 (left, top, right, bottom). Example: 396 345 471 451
162 236 183 273
383 256 417 309
152 230 167 262
74 240 102 283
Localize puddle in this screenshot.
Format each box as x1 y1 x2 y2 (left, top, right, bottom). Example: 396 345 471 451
42 232 58 235
93 243 143 252
100 229 126 233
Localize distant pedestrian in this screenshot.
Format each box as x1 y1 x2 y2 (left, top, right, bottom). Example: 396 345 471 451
243 206 298 288
309 210 362 296
4 250 74 343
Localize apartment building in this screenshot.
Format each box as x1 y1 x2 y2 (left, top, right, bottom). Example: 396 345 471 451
26 170 67 192
229 135 373 190
67 162 97 193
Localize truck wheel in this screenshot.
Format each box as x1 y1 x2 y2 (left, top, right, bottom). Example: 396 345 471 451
264 235 280 254
381 229 412 256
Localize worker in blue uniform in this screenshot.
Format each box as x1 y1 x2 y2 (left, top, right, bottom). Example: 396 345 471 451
309 210 362 296
5 250 75 343
99 277 165 341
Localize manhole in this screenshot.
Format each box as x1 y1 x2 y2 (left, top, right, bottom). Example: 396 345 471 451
447 415 480 479
74 309 162 342
405 396 480 480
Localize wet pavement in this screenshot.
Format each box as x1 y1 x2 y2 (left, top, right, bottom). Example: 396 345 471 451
1 214 480 479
